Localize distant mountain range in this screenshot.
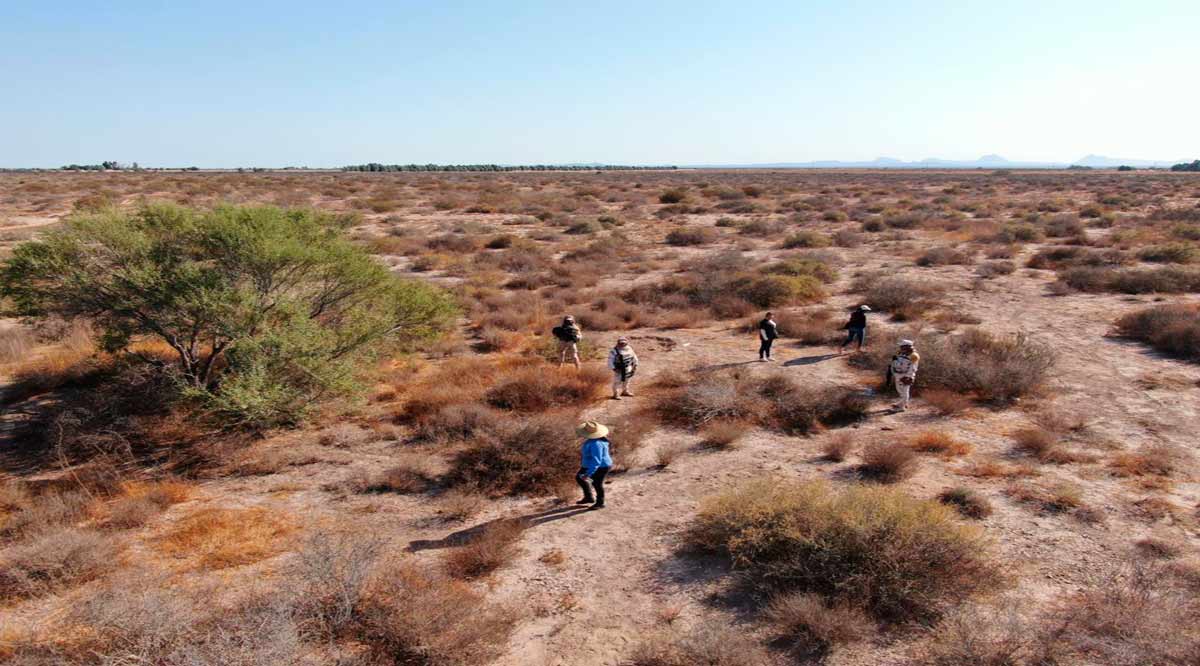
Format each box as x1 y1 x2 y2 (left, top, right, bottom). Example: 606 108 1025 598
688 154 1186 169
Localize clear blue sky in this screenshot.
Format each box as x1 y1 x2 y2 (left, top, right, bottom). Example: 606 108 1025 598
2 0 1196 167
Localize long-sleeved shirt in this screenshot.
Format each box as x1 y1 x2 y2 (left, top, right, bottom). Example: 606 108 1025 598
607 346 639 377
890 351 920 379
845 310 867 330
580 438 613 475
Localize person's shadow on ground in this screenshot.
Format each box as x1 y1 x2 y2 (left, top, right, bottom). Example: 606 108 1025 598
407 504 590 552
783 353 839 367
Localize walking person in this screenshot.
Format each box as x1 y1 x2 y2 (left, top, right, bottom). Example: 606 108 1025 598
575 421 612 510
758 311 779 362
889 339 920 411
552 315 582 369
839 305 871 354
607 337 639 400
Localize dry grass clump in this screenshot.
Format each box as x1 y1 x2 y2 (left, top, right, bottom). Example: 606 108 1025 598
155 506 295 569
853 274 946 320
821 431 855 461
859 440 920 482
654 370 868 435
774 308 842 344
0 324 34 364
852 329 1054 403
348 464 436 494
1060 265 1200 294
921 388 974 415
625 622 774 666
910 430 972 457
687 478 1000 623
0 527 119 601
485 364 608 412
1109 442 1185 480
665 226 717 246
699 421 750 449
444 517 527 580
1010 426 1084 464
446 416 577 497
0 486 93 541
765 592 874 654
357 560 520 666
1113 303 1200 361
937 486 993 519
919 560 1200 665
411 402 504 444
1043 562 1200 665
1004 480 1084 515
916 246 974 266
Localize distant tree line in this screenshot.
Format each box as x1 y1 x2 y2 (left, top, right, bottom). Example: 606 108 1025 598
1171 160 1200 172
61 161 140 171
341 163 678 172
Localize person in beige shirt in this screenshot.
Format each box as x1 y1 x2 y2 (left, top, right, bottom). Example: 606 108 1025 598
889 339 920 411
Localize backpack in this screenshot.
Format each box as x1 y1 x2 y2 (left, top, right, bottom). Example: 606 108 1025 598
552 325 567 341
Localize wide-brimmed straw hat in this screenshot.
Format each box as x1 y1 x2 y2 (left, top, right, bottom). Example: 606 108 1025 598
575 421 609 439
898 339 915 348
616 337 629 344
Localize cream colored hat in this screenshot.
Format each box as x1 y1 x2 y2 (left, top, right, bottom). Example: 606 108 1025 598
898 339 915 348
575 421 609 439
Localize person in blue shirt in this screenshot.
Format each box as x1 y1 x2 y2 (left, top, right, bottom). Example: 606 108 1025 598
575 421 613 510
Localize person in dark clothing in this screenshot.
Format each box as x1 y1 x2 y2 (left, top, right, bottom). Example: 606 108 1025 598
758 312 779 361
839 305 871 354
575 421 612 509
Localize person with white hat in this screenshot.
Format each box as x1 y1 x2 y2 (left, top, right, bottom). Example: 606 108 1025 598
607 337 639 400
889 339 920 411
575 421 613 509
758 311 779 362
839 305 871 354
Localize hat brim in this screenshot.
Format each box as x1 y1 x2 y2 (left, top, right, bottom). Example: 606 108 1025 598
575 424 609 438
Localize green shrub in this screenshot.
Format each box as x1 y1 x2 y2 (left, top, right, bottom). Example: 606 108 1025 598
687 479 1000 623
0 204 457 428
1139 243 1198 264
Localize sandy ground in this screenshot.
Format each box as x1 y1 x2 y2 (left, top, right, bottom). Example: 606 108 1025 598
2 173 1199 665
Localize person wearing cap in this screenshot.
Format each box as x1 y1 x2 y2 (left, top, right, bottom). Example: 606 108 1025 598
607 337 639 400
889 339 920 411
575 421 613 509
553 315 582 369
758 311 779 361
839 305 871 354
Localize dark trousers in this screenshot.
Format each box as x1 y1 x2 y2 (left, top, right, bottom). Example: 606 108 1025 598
576 466 610 504
759 338 775 359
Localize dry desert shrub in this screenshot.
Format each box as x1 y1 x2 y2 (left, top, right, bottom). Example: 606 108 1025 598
485 364 608 412
0 324 34 364
910 430 972 457
821 431 855 461
347 464 436 495
1003 480 1084 515
654 370 868 435
687 478 1000 623
624 622 774 666
444 517 527 579
937 487 993 519
853 274 946 321
921 388 974 415
854 329 1055 403
411 403 504 444
292 531 386 639
916 246 974 266
0 487 92 541
698 421 750 450
155 506 295 569
665 226 717 246
859 440 920 482
1109 442 1185 479
446 416 577 497
774 308 842 344
0 527 119 601
1113 303 1200 361
356 560 519 666
765 591 874 653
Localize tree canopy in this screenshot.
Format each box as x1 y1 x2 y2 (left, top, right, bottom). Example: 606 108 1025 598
0 203 457 426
